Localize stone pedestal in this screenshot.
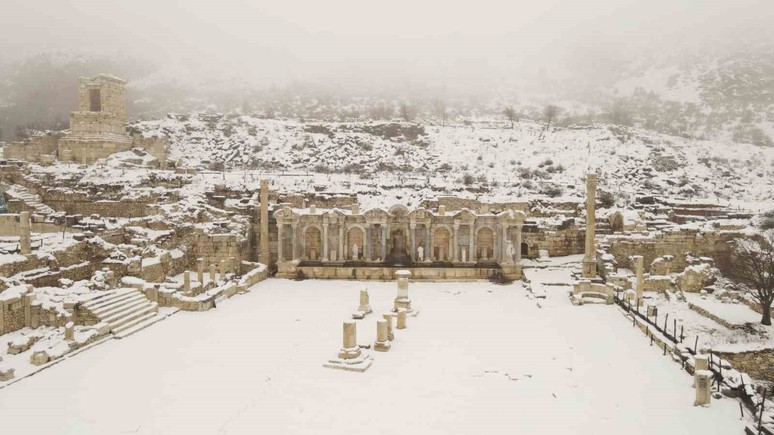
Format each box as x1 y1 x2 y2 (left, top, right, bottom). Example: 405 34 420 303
694 370 712 406
393 269 412 312
324 321 372 372
383 313 395 341
396 309 407 330
374 319 391 352
694 354 709 371
65 322 75 341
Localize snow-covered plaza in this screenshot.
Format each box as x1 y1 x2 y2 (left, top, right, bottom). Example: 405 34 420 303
0 274 745 434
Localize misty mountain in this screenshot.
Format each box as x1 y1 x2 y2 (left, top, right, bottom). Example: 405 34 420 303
1 41 772 146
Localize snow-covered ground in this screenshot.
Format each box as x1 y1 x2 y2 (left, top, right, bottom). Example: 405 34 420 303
0 277 746 434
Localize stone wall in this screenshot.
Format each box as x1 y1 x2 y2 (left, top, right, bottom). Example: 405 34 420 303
3 133 62 162
606 229 738 273
717 349 774 383
192 231 249 271
522 226 585 258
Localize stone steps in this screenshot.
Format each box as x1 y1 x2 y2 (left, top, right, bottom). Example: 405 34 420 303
79 288 159 335
112 312 164 339
81 288 138 312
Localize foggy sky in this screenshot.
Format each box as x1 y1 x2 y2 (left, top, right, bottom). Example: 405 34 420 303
3 0 773 87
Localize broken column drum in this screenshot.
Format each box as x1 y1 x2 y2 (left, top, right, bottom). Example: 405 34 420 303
338 321 361 359
374 319 391 352
383 313 394 341
396 309 407 329
358 289 372 314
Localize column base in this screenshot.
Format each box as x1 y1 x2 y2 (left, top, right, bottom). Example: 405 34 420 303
393 297 412 312
337 346 362 360
323 353 372 372
374 340 392 352
582 259 597 279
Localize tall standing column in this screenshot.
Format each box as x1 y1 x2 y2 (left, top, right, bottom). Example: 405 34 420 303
501 224 509 262
471 225 477 262
409 223 416 261
258 179 271 265
380 224 387 261
634 255 644 304
452 224 459 262
365 224 373 261
291 222 299 261
196 258 204 283
19 211 31 255
338 224 344 261
515 224 523 264
426 226 433 261
322 222 329 261
277 223 284 262
582 173 598 278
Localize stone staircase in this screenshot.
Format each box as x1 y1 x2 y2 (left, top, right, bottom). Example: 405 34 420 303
80 288 160 338
5 185 56 215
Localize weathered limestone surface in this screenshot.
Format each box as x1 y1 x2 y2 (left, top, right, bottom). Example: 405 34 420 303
582 173 597 278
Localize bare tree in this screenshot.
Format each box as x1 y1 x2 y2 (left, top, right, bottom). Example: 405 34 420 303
543 105 560 131
502 106 517 129
718 234 774 325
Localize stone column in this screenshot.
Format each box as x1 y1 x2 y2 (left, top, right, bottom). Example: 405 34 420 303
582 173 598 278
196 258 204 284
209 263 217 283
291 222 298 260
277 223 284 262
19 211 31 255
374 319 391 352
471 226 477 262
322 222 329 261
220 259 227 278
380 224 387 261
183 271 191 291
634 255 644 304
358 289 372 314
258 179 271 265
501 224 509 261
338 321 361 359
366 225 373 261
515 224 523 264
427 226 433 261
396 309 407 329
452 224 459 262
383 313 394 341
409 223 416 262
338 224 344 261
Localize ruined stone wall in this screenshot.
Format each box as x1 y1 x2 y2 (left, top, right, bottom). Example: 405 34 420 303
521 227 585 258
131 135 169 167
3 134 61 162
0 214 71 236
607 229 739 272
192 231 249 270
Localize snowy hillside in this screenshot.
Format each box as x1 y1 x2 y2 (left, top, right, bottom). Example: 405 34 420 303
132 115 774 210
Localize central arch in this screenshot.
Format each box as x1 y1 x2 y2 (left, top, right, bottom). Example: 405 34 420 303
477 227 494 260
304 226 322 260
346 227 364 260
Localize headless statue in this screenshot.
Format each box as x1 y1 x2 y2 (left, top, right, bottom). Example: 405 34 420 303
417 245 424 262
352 243 359 260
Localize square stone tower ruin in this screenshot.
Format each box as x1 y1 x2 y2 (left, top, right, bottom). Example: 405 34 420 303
57 74 133 164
